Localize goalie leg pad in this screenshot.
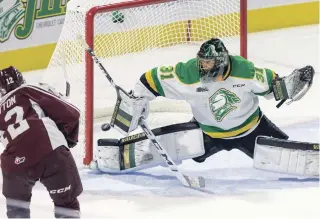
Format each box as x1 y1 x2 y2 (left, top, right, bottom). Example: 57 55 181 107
96 146 122 173
253 136 319 177
96 139 122 173
96 125 205 173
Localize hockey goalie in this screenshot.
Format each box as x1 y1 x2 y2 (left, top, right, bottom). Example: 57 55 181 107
97 38 319 178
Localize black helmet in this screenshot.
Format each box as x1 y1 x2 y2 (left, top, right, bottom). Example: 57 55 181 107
0 66 25 97
197 38 229 83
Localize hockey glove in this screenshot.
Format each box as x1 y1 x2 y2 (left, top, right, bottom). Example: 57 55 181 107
110 89 149 136
272 65 314 106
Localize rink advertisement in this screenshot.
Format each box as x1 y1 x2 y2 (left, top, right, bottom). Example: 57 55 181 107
0 0 318 72
0 0 68 49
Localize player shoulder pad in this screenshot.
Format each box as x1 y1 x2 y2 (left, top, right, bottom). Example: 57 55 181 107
23 83 65 99
174 58 200 85
229 55 255 80
0 84 38 104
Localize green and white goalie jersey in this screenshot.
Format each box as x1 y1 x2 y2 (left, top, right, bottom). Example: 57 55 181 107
133 56 277 139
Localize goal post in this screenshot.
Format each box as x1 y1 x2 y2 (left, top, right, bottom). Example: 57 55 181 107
44 0 247 166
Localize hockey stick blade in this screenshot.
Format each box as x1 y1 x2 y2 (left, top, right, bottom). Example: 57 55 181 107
139 119 205 188
184 175 206 189
65 81 70 97
60 50 71 97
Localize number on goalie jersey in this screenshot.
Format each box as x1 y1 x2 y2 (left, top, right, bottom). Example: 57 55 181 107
0 66 82 218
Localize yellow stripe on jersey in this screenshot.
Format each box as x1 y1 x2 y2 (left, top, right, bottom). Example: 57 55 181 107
203 116 259 138
222 62 231 81
272 71 277 79
145 70 158 93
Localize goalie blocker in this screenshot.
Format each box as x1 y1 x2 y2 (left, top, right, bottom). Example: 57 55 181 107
97 122 319 177
110 89 149 136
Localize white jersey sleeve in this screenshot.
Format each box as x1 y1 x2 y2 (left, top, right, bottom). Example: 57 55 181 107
250 66 277 97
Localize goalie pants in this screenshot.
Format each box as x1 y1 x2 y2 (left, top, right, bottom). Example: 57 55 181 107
193 110 289 163
1 146 83 218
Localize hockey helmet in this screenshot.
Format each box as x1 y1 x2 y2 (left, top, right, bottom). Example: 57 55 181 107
197 38 229 83
0 66 25 97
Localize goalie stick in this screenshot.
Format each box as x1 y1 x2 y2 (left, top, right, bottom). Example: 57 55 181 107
78 36 205 189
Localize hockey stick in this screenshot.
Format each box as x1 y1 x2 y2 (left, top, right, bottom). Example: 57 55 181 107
61 50 71 97
139 120 205 188
78 36 205 188
276 99 286 108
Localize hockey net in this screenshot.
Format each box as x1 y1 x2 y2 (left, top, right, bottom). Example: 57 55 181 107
43 0 247 166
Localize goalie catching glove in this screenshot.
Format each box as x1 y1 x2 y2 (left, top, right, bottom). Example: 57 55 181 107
110 89 149 136
272 65 314 104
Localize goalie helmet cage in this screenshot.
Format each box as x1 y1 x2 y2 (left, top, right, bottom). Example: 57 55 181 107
45 0 247 166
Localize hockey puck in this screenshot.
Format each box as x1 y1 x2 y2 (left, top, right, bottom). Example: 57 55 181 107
101 123 111 131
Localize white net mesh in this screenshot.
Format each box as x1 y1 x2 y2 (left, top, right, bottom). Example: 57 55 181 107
43 0 244 165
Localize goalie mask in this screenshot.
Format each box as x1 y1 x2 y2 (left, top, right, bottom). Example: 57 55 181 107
197 38 229 83
0 66 25 97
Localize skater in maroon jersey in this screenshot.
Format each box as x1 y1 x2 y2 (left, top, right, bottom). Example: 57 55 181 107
0 66 83 218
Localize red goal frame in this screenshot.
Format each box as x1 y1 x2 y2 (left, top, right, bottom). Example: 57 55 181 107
83 0 247 165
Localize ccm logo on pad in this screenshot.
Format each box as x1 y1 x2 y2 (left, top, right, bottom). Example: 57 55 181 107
49 185 71 194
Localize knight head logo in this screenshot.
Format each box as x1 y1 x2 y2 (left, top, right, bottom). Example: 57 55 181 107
206 45 218 57
209 88 240 122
